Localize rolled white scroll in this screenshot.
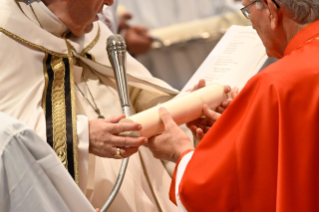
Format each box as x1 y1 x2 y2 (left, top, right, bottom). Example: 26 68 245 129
121 83 227 138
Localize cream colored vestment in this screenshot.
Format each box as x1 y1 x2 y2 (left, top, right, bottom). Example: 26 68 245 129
0 0 179 211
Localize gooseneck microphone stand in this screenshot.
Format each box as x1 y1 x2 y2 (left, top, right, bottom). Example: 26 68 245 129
101 35 131 212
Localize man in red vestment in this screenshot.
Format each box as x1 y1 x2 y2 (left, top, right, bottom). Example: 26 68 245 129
146 0 319 211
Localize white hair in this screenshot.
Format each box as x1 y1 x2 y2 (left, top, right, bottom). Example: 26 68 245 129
276 0 319 24
256 2 263 9
254 0 319 24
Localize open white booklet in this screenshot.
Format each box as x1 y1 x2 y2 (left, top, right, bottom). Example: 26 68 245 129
123 26 268 138
180 25 267 95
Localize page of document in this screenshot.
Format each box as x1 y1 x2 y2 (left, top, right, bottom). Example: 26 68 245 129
180 25 267 95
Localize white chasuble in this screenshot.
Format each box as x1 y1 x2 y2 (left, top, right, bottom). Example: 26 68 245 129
0 0 179 211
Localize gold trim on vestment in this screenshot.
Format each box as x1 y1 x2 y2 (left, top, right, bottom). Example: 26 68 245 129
80 24 100 56
14 0 26 16
66 40 79 185
0 27 68 58
51 56 68 169
78 58 177 94
297 37 319 49
84 52 96 62
42 53 49 115
90 54 96 61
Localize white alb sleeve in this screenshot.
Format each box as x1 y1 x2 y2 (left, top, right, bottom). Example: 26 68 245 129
176 151 194 212
76 115 90 193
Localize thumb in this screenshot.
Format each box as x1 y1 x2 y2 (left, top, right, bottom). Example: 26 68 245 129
203 105 221 122
158 107 176 129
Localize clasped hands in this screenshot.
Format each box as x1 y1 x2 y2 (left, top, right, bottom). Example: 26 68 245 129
146 80 238 163
88 80 238 161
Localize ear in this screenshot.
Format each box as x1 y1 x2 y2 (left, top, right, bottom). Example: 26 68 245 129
263 0 280 30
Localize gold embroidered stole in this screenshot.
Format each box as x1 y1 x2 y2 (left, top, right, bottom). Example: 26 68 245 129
42 42 79 184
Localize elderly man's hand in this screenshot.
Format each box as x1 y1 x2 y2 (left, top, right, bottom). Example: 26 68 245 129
146 108 194 163
187 85 239 140
89 115 147 159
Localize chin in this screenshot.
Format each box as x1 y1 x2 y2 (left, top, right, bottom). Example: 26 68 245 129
84 24 94 34
71 24 93 37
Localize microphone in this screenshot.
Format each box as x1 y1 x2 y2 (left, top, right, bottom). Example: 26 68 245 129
101 35 131 212
107 35 131 117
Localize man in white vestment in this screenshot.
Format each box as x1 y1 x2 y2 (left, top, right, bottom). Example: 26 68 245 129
0 0 179 211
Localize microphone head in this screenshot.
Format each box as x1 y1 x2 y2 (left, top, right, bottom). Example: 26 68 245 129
106 35 131 115
107 35 127 55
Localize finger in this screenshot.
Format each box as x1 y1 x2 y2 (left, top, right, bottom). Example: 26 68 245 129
187 124 198 135
204 126 211 133
144 135 157 148
187 118 207 128
111 146 139 159
196 128 204 140
95 209 100 212
224 85 231 93
104 114 126 123
194 123 211 130
110 136 147 147
229 87 239 99
221 99 232 108
108 122 142 134
119 146 139 158
197 79 206 89
216 106 225 114
186 122 193 129
203 105 221 123
158 107 177 129
192 79 206 91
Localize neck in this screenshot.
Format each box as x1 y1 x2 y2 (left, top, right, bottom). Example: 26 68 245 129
272 15 309 58
283 17 309 44
41 0 67 25
22 0 68 37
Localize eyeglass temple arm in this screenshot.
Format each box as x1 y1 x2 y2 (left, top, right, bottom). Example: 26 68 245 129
272 0 280 8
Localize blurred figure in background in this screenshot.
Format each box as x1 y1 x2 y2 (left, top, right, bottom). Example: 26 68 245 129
118 0 243 29
113 0 250 90
99 0 153 56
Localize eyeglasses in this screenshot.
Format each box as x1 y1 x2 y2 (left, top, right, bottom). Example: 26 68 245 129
240 0 259 19
240 0 280 19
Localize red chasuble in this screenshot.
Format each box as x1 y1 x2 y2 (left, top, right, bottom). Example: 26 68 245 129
170 20 319 211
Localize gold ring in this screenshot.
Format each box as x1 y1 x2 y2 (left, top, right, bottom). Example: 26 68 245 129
114 148 123 159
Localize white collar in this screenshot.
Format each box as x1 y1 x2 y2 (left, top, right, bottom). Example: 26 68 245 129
31 0 69 37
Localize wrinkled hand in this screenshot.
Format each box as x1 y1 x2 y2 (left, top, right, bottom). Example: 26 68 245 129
89 115 147 159
187 85 239 140
146 108 194 163
125 26 153 56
